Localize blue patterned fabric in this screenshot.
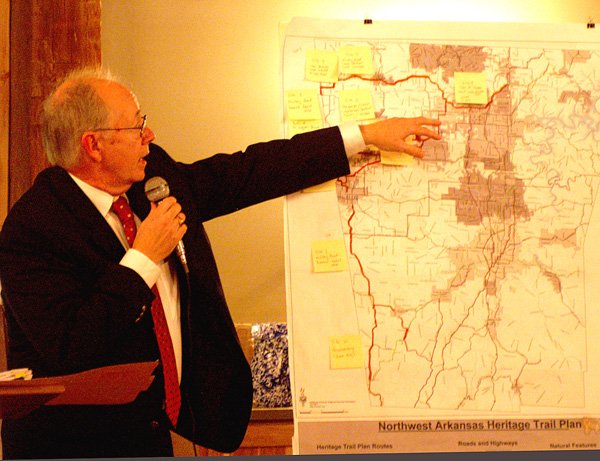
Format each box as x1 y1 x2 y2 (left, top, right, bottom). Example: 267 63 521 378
250 323 292 408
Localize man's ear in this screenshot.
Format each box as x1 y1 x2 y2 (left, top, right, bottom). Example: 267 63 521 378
81 132 102 162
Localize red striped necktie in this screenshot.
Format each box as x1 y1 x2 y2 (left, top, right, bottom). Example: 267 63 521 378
111 196 181 427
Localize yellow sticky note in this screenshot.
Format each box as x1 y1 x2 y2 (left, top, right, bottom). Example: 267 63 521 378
330 335 364 369
287 119 323 137
302 179 337 193
338 88 375 122
285 89 322 121
312 239 348 273
305 49 339 83
380 151 416 166
454 72 488 105
339 46 374 75
379 135 418 165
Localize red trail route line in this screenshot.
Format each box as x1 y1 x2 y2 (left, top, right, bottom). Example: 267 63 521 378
337 158 409 406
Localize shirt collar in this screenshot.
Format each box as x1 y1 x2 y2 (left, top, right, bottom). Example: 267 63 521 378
68 172 122 218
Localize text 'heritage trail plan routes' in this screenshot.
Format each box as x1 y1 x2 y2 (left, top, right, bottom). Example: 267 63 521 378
283 17 600 454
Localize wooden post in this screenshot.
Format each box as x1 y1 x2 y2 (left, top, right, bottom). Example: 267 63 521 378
0 0 8 227
8 0 102 209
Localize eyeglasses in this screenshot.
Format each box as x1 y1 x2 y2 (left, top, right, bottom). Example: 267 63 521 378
91 114 147 138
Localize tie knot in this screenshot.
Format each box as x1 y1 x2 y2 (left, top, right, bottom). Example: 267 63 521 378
111 196 133 222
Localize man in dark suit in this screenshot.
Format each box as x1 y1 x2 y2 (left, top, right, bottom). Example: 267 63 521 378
0 68 441 458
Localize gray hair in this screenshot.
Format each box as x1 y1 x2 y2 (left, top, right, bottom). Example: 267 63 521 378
41 68 128 168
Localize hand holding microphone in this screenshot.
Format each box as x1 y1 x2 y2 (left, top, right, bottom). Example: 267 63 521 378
131 177 189 273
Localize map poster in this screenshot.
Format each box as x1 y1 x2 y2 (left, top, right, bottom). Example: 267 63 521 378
283 17 600 454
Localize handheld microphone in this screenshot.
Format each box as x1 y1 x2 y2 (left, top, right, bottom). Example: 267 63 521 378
144 176 189 274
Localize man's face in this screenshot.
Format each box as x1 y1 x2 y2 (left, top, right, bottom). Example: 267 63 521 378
95 82 155 193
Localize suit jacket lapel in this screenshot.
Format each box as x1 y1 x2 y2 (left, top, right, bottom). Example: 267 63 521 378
127 182 151 221
44 167 129 261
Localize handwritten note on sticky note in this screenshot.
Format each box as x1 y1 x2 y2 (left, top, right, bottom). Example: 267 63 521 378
454 72 488 105
339 88 375 122
305 49 339 83
288 119 323 137
285 89 322 120
330 335 364 369
312 239 348 273
339 46 374 75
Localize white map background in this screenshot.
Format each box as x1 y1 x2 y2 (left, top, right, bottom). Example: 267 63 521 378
284 18 600 423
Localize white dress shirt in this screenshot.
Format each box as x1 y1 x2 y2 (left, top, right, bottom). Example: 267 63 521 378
339 122 367 157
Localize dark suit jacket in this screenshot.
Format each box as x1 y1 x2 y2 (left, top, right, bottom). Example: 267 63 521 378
0 127 350 458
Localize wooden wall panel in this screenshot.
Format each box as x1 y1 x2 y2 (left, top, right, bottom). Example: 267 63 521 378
1 0 8 227
9 0 102 209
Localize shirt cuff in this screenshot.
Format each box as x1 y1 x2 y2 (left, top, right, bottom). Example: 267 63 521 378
339 121 367 158
120 249 160 288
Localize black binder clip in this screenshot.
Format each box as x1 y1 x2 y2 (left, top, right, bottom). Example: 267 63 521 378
364 18 373 25
587 19 595 29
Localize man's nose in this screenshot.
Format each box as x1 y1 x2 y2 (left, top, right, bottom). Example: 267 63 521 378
142 126 155 144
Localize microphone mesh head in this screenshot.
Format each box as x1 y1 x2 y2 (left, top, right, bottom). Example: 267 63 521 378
144 176 170 202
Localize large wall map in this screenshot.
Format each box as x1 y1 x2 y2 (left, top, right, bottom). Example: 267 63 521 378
283 18 600 454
